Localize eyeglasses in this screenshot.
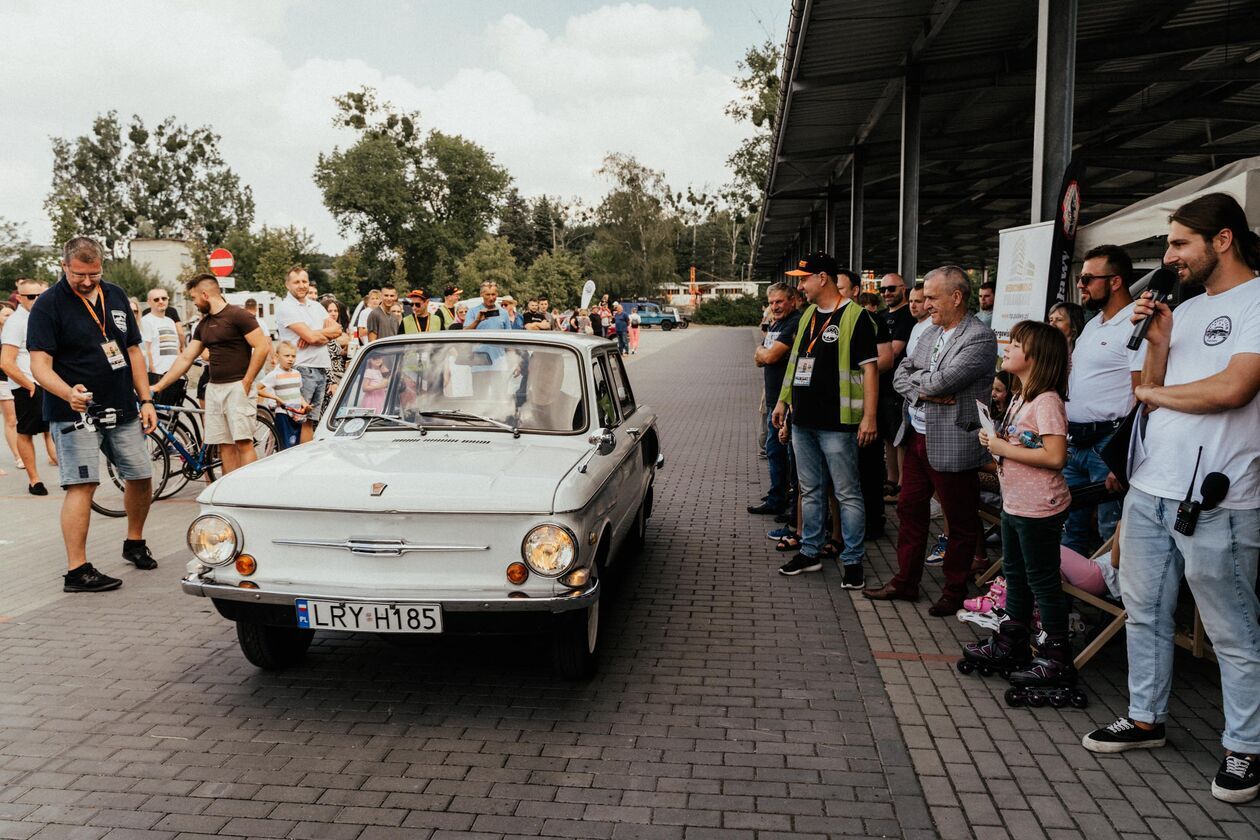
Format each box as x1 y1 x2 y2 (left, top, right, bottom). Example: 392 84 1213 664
1077 273 1118 284
879 286 904 293
67 271 103 281
150 296 168 302
20 293 39 301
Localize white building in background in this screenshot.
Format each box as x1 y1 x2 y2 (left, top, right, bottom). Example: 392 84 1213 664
130 239 195 318
223 291 281 338
659 280 762 307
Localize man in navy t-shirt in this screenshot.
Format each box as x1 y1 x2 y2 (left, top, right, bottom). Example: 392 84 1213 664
26 236 160 594
750 281 801 515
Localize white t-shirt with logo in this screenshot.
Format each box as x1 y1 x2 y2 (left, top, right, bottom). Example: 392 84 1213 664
1130 279 1260 509
1066 302 1147 423
276 294 332 369
140 312 181 375
908 324 957 434
0 306 33 382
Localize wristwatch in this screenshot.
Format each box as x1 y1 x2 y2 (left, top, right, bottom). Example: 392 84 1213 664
139 399 154 405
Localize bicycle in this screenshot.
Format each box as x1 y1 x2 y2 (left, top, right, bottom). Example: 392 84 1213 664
91 402 279 517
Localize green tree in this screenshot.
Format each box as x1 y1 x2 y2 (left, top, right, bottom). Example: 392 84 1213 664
314 87 513 287
519 249 586 308
497 188 539 266
46 112 254 258
329 247 369 303
0 220 56 289
251 226 322 295
455 236 519 294
724 38 782 276
103 258 162 301
586 153 678 299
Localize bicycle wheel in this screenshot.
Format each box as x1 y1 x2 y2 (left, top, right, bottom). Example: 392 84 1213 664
155 420 200 500
253 408 278 459
91 431 170 517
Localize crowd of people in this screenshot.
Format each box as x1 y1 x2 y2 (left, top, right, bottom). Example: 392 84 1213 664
750 192 1260 804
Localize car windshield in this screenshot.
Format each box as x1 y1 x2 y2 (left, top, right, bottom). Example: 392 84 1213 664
333 340 587 433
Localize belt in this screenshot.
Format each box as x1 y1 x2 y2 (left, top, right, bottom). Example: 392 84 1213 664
1067 419 1123 435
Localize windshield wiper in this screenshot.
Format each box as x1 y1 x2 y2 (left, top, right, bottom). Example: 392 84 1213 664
417 409 520 438
337 412 429 435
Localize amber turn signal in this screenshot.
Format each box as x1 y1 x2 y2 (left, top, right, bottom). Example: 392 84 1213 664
237 581 259 589
506 562 529 585
235 554 257 576
561 568 590 587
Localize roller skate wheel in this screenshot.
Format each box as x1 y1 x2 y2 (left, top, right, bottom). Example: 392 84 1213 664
978 665 993 677
1070 691 1089 709
1050 693 1067 709
1004 687 1024 707
956 659 975 675
1027 692 1047 708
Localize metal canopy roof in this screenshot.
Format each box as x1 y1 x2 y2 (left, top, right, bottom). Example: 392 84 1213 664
754 0 1260 278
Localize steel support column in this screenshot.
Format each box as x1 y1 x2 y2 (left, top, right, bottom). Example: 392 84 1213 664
1031 0 1076 222
850 149 865 272
898 73 921 279
824 180 835 255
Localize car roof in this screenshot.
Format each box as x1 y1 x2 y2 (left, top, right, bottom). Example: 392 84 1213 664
371 331 614 350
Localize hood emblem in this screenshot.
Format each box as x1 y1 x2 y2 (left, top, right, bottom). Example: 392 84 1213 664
371 482 387 496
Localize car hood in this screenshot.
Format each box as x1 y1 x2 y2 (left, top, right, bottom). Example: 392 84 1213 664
201 433 588 513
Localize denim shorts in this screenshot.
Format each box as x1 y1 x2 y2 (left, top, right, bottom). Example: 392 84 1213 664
51 417 153 488
297 366 328 422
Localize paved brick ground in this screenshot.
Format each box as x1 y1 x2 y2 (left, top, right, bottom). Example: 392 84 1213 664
0 327 929 840
0 325 1253 840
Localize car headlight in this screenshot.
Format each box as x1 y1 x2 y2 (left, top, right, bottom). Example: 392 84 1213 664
522 525 577 576
187 514 242 566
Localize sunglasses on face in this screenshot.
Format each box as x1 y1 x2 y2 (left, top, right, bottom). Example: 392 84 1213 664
1077 273 1118 284
20 293 39 300
150 296 168 302
880 286 903 293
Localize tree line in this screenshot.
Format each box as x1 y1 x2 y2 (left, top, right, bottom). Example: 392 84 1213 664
2 40 781 309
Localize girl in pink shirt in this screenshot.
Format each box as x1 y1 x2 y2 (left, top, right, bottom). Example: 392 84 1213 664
962 320 1076 701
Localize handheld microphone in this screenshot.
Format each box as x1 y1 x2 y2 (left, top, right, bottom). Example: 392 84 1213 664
1127 268 1177 351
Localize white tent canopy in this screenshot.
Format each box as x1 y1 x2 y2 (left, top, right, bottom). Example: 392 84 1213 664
1075 156 1260 256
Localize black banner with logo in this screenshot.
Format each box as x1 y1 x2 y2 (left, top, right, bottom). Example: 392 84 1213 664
1045 157 1083 316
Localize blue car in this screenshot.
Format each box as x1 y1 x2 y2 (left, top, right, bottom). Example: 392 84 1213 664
617 301 687 331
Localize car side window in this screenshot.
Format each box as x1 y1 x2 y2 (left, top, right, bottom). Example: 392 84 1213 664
607 353 636 417
591 356 619 428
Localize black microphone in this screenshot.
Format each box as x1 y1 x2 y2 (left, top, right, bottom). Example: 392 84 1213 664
1200 472 1230 511
1127 267 1177 351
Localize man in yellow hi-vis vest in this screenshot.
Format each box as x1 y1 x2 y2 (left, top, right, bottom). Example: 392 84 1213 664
772 253 879 587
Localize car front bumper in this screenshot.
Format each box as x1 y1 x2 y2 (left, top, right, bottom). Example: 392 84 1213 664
181 575 599 614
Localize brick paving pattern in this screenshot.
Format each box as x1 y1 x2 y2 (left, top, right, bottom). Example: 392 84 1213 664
0 325 1253 839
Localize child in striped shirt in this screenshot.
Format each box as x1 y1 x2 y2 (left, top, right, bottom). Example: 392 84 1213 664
258 342 310 450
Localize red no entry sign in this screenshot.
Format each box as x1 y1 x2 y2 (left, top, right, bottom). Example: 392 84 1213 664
209 248 234 277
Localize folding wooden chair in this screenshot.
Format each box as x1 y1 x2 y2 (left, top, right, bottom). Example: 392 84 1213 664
1061 536 1122 670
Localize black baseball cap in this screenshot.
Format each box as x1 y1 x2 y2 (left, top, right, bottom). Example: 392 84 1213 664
441 285 461 297
786 252 839 278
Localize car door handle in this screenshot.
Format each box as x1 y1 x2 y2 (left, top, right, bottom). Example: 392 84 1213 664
625 427 640 439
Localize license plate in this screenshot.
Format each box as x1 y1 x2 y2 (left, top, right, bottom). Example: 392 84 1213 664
294 599 442 633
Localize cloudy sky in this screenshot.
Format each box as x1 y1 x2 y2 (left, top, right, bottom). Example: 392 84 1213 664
2 0 784 253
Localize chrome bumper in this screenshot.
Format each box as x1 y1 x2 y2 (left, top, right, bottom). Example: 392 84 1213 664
180 576 599 613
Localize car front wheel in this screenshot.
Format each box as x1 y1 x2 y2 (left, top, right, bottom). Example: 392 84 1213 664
551 601 600 680
660 320 674 331
235 618 313 670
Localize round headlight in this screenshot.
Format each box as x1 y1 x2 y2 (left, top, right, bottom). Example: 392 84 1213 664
187 514 241 566
522 525 577 576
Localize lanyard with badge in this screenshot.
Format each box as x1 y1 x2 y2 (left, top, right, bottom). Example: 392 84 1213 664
793 308 839 386
75 287 128 371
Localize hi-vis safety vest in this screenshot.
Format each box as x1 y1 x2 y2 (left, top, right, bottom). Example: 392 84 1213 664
778 302 867 426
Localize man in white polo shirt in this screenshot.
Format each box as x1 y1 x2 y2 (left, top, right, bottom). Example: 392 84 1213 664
275 267 341 443
1061 244 1145 556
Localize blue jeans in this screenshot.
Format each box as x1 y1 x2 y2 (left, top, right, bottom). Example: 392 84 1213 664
791 425 865 565
1120 489 1260 753
764 409 790 509
1062 433 1120 556
274 413 303 450
51 417 153 487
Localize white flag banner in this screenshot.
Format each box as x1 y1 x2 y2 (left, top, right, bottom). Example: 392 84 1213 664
580 280 596 310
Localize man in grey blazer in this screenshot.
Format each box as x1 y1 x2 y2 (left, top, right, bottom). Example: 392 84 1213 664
864 265 998 615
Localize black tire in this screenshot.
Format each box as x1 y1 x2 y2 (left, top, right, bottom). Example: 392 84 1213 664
679 320 689 329
91 430 170 517
660 320 674 332
156 419 200 500
235 618 313 670
550 602 600 680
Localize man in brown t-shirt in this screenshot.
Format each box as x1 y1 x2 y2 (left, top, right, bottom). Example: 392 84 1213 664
154 274 271 474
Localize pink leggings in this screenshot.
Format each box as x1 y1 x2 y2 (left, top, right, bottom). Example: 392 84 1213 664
1059 545 1107 596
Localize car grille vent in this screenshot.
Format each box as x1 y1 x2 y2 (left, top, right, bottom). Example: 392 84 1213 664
394 437 491 444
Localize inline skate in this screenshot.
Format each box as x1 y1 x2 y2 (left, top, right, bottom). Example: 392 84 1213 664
1004 636 1088 709
956 620 1030 678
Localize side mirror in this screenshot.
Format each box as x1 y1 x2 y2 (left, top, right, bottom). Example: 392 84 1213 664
588 428 616 456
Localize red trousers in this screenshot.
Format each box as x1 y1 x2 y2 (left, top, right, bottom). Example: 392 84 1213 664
891 430 980 598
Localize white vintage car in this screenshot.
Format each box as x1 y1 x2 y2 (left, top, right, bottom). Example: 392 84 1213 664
181 331 662 678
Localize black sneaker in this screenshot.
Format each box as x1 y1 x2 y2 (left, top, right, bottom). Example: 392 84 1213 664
63 563 123 593
841 563 865 590
1081 718 1166 753
122 540 157 570
1212 753 1259 804
747 502 785 515
778 553 822 576
28 482 47 496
